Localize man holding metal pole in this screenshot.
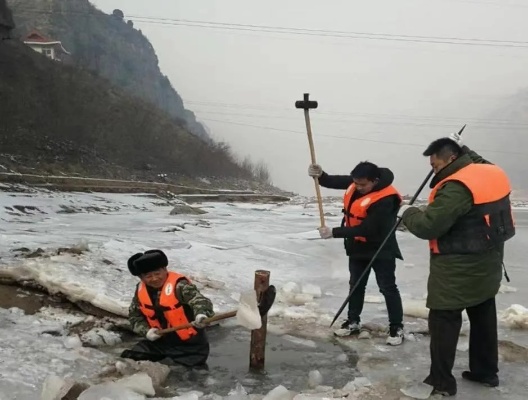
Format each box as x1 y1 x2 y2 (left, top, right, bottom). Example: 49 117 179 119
308 161 405 345
399 132 515 396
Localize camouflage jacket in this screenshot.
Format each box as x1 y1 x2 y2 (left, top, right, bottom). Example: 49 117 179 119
128 279 214 336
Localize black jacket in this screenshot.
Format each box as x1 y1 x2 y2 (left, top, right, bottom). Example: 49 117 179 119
319 168 403 260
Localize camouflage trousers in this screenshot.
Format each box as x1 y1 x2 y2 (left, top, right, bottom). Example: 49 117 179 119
121 333 209 367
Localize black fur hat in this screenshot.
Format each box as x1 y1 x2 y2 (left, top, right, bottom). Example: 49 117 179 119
127 249 169 276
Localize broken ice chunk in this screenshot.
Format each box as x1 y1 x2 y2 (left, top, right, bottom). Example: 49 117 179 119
400 382 434 399
63 334 83 349
80 328 122 347
308 370 323 388
501 304 528 329
281 282 300 294
263 385 290 400
226 382 250 400
301 284 322 298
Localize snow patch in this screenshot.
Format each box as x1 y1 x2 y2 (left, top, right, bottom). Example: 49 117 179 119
113 373 156 396
308 370 323 388
358 331 371 340
501 304 528 329
63 335 83 349
278 282 320 306
457 339 469 352
284 230 321 240
403 300 470 321
226 382 249 399
3 260 130 317
78 383 146 400
76 372 156 400
263 385 291 400
281 282 300 294
81 328 122 347
173 392 203 400
41 375 76 400
342 377 372 392
499 284 518 294
0 308 110 399
402 300 429 319
114 359 170 388
37 306 86 326
364 295 383 304
283 335 317 348
400 382 433 399
301 284 322 298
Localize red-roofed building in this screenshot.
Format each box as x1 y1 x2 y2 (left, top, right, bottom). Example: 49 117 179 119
23 30 70 61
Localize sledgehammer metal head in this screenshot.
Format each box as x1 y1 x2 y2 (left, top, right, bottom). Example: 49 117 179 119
295 93 318 110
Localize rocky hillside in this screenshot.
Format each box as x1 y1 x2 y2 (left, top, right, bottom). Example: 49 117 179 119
0 0 14 38
0 36 261 185
0 0 288 194
8 0 210 142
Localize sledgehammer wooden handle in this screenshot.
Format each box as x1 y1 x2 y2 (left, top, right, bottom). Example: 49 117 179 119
295 93 325 228
305 110 326 228
157 310 237 335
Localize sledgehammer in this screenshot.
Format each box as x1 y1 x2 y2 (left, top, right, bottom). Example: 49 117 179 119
295 93 326 228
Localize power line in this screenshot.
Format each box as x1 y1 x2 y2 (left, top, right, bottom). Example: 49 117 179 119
183 99 528 127
127 17 528 49
191 108 528 132
199 117 528 156
131 16 528 47
441 0 528 8
12 6 528 49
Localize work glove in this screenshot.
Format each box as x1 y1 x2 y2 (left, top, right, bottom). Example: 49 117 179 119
449 131 463 146
397 205 412 218
146 328 161 341
191 314 208 329
318 226 333 239
308 164 323 178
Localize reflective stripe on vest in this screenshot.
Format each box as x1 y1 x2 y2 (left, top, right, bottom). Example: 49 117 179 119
428 163 513 254
343 184 402 242
137 271 197 341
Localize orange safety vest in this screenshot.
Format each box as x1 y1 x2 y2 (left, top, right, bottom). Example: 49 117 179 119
428 163 515 254
137 271 198 341
343 184 402 242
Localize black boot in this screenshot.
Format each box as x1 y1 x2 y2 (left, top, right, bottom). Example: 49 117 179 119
462 371 499 387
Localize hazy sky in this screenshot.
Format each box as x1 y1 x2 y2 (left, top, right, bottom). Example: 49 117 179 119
91 0 528 196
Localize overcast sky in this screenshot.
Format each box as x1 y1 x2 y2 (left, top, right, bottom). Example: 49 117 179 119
91 0 528 196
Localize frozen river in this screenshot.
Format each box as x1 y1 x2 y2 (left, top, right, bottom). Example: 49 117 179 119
0 189 527 399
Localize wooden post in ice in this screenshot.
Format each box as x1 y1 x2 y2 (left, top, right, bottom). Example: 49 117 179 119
249 269 270 370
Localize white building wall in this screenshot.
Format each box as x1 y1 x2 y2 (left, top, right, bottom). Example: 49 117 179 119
26 44 56 60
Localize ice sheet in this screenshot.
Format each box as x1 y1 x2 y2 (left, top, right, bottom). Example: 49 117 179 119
2 190 528 399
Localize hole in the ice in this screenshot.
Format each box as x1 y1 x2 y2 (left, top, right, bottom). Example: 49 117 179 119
152 326 360 396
